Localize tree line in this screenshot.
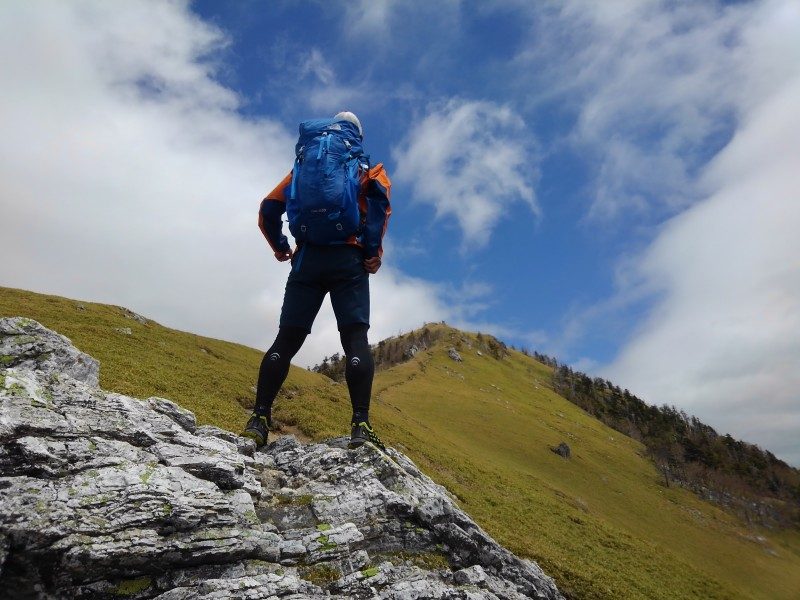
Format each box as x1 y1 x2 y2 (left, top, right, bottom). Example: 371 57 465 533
312 325 510 381
311 324 447 381
539 357 800 527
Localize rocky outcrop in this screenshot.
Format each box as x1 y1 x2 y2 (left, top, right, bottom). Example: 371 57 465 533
0 317 563 599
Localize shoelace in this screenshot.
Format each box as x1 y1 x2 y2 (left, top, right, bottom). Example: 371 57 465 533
358 422 385 449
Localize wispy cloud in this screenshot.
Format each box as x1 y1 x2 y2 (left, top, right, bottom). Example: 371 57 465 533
300 48 334 85
272 46 371 115
514 0 756 222
343 0 397 37
392 99 539 249
342 0 461 41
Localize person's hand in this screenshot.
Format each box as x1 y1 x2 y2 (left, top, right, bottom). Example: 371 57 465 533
363 256 382 274
275 249 293 262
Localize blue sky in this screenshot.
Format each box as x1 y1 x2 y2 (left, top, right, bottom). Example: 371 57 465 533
1 0 798 465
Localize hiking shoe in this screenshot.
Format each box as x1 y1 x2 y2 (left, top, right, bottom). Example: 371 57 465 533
242 413 271 447
348 421 385 451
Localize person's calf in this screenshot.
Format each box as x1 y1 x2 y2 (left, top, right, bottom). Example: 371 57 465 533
341 324 374 421
253 326 307 415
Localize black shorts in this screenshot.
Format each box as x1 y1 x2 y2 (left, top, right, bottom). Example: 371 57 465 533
279 244 370 333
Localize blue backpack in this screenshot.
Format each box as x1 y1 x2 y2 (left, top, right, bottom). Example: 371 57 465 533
287 118 369 245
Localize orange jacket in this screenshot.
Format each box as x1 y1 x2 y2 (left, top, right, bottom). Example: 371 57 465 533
258 164 392 259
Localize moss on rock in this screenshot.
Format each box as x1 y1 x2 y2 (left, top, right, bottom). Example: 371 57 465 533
112 577 152 596
361 566 379 578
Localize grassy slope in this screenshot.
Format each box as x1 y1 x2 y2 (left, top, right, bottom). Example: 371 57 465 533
364 328 800 599
3 287 799 599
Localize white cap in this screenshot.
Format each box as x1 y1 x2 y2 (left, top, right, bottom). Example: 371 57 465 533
333 111 363 138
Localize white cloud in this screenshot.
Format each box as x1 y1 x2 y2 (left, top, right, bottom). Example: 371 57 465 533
0 1 289 345
307 83 367 115
291 47 367 115
0 1 463 375
602 1 800 465
300 48 334 85
343 0 397 37
493 0 800 464
606 79 800 464
392 100 538 249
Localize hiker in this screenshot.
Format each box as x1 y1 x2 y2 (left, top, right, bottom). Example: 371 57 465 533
242 112 391 451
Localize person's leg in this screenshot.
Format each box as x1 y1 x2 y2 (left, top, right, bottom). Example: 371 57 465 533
327 246 383 449
339 323 374 424
253 245 325 419
328 246 372 423
253 326 307 417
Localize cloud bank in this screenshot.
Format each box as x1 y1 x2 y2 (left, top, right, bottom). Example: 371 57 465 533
607 75 800 464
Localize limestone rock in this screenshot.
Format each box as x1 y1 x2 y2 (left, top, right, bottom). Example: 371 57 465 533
455 565 486 585
0 317 99 386
123 308 149 325
0 317 563 599
149 396 198 433
448 347 463 362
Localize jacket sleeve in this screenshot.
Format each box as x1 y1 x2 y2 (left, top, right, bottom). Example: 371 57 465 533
362 164 392 259
258 171 293 256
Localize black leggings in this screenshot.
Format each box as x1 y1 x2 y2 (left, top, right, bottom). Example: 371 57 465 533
254 324 374 423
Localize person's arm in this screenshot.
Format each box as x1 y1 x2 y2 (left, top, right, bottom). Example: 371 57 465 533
258 172 293 261
362 164 392 264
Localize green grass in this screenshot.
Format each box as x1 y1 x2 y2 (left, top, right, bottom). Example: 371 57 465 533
111 576 152 596
3 286 799 599
298 563 340 586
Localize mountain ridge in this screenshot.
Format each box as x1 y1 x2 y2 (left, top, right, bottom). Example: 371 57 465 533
311 325 800 529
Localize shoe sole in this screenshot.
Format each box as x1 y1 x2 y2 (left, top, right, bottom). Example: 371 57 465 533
348 440 387 453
